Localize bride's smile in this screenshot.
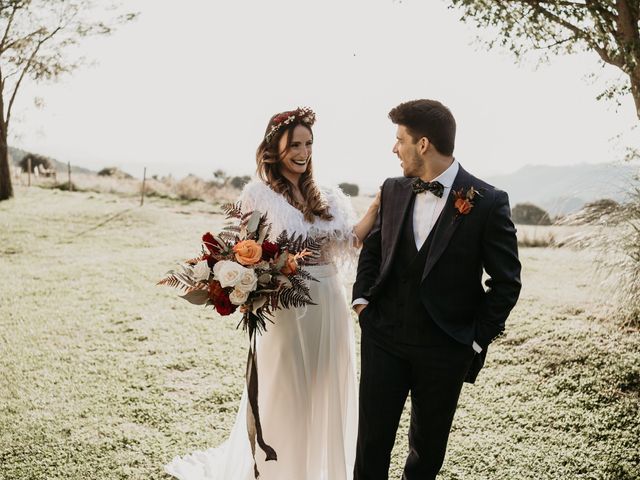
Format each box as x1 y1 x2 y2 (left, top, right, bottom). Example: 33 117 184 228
278 124 314 182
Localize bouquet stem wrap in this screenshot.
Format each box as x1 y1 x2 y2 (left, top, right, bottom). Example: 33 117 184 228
245 313 277 478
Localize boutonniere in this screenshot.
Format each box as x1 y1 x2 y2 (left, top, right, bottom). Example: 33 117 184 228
452 186 481 216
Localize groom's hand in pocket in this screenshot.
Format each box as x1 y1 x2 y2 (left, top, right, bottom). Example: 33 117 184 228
354 304 368 316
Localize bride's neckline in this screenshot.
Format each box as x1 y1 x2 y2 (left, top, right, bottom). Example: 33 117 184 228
261 181 329 219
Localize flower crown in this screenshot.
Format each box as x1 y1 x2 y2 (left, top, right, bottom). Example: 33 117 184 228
265 107 316 143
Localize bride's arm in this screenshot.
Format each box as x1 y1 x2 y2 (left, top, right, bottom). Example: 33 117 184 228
353 191 381 247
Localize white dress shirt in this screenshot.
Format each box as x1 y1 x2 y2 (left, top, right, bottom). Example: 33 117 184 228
412 160 459 248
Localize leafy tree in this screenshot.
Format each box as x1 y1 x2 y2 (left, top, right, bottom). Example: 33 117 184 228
512 202 552 225
19 151 50 172
449 1 640 119
0 1 137 201
338 182 360 197
230 175 251 190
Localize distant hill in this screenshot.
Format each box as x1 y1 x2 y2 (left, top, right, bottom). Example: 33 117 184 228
9 146 96 175
487 163 639 216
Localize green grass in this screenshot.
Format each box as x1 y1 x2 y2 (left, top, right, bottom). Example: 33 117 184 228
1 187 639 480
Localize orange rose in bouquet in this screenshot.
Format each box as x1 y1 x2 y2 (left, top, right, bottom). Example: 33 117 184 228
233 240 262 265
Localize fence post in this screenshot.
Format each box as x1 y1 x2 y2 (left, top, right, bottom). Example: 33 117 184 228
140 167 146 206
67 162 72 191
27 156 31 186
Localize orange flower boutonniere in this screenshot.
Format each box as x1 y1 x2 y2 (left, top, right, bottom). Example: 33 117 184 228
453 186 481 216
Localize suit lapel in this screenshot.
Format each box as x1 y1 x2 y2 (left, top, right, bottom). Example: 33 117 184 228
421 167 470 281
382 179 413 277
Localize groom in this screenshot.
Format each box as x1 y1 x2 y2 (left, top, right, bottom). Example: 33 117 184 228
352 99 521 479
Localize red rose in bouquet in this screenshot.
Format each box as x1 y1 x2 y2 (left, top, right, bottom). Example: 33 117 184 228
203 232 223 267
208 280 224 301
261 241 279 261
214 292 237 316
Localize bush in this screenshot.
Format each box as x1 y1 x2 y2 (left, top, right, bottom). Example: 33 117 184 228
51 181 78 192
512 203 552 225
230 175 251 190
175 175 211 202
338 182 359 197
97 167 133 179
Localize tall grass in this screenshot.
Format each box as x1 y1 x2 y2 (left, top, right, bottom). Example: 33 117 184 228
12 171 240 204
516 227 556 248
563 183 640 328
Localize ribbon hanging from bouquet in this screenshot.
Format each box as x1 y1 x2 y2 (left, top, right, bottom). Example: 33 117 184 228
245 313 277 478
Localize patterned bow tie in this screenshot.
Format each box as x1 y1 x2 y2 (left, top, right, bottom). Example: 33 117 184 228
411 178 445 198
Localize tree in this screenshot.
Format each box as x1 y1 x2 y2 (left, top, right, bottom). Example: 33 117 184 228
230 175 251 190
512 202 552 225
19 151 50 172
0 1 137 201
338 182 360 197
449 1 640 119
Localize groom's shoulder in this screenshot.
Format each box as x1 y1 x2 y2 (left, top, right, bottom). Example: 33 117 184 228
460 167 509 205
381 176 412 190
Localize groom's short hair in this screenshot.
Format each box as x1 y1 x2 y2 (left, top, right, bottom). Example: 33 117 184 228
388 100 456 156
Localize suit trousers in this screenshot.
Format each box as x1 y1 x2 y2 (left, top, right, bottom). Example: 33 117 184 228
354 330 475 480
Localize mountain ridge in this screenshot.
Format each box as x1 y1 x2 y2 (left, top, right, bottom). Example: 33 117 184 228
486 162 639 215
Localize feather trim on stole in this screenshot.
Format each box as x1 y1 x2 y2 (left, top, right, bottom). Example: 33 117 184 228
238 180 359 273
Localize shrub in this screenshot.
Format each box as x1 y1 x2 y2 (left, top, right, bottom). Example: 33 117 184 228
230 175 251 190
175 175 211 202
338 182 359 197
51 181 78 192
512 202 552 225
97 167 133 179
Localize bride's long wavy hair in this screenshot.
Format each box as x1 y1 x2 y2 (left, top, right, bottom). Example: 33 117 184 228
256 111 333 223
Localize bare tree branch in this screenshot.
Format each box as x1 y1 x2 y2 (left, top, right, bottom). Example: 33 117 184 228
5 25 60 130
1 26 49 53
0 2 20 52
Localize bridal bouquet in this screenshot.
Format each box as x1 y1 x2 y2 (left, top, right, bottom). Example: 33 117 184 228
158 203 321 337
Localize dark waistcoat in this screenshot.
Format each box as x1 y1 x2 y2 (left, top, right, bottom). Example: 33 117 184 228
365 196 458 347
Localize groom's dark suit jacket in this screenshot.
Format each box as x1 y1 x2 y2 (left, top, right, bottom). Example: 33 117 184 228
353 165 522 383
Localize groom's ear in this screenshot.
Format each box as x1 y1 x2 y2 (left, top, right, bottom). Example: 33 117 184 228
418 137 430 154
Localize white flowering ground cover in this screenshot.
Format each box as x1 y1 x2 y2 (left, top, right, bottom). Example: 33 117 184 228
1 186 638 480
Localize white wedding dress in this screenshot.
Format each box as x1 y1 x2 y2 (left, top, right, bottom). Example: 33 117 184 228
165 180 359 480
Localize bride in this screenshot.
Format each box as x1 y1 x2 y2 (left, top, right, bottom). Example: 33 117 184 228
165 107 379 480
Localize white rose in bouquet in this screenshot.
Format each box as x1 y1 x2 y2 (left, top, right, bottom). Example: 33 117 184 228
229 288 250 305
193 260 211 282
236 269 258 293
213 260 245 288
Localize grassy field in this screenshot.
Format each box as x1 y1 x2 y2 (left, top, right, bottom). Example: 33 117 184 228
1 186 639 480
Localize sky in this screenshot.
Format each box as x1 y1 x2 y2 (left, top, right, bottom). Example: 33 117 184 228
10 0 640 193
